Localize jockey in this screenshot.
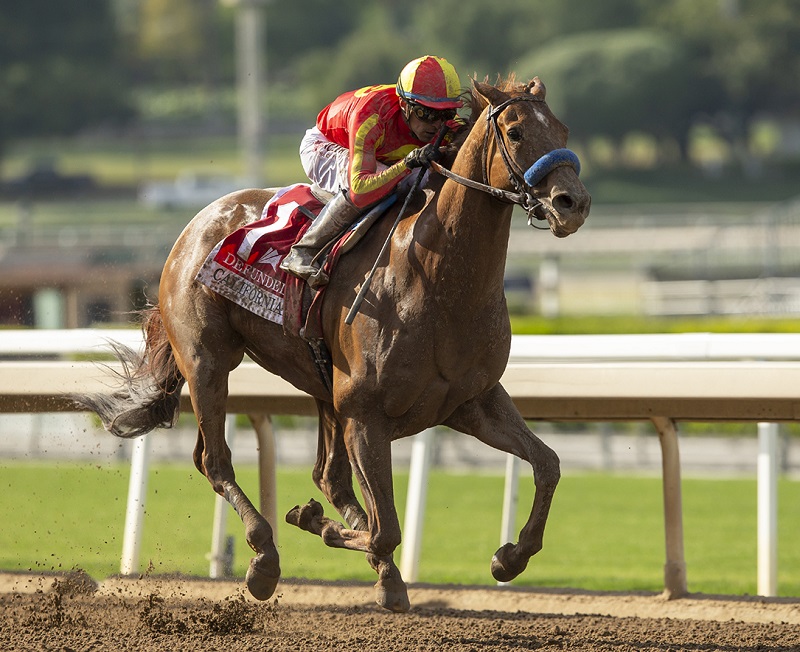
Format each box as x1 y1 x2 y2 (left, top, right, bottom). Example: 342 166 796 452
280 55 464 287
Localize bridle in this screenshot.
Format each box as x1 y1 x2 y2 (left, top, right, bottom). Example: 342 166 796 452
429 94 581 227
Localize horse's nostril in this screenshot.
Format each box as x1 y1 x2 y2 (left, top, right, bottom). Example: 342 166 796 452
553 193 575 211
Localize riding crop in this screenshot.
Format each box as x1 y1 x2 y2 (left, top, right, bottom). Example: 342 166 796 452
345 124 449 325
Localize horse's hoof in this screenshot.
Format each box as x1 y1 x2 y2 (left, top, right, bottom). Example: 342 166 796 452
285 498 324 531
245 553 280 601
491 542 529 583
374 579 410 613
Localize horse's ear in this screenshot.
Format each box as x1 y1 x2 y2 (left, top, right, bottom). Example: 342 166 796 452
528 77 546 100
473 79 511 107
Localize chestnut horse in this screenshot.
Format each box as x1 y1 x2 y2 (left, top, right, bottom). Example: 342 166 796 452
72 76 590 612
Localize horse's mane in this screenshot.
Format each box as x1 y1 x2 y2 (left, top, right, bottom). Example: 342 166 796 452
470 73 536 114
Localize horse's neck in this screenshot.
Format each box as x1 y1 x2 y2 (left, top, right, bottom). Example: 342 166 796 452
410 128 514 308
444 127 513 262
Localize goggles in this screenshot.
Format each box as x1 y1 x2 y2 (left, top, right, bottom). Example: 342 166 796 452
408 102 457 124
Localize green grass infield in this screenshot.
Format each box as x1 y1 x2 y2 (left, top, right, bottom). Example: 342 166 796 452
1 461 798 597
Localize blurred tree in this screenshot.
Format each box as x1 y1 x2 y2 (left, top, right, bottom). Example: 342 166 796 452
294 3 421 108
411 0 647 79
649 0 800 166
650 0 800 114
3 0 798 174
519 29 699 163
135 0 225 84
265 0 363 81
523 0 647 34
412 0 532 78
0 0 133 165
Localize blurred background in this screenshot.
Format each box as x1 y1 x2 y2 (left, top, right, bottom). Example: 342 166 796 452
1 0 799 330
1 0 800 464
1 0 800 593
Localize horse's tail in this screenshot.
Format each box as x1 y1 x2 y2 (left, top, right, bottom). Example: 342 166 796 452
70 305 184 439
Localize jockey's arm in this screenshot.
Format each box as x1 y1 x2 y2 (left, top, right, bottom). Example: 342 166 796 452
346 116 413 209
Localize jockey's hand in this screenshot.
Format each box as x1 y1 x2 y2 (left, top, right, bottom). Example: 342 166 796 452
404 143 442 169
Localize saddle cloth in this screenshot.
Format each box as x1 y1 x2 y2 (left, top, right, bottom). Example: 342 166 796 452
195 183 397 335
195 183 322 326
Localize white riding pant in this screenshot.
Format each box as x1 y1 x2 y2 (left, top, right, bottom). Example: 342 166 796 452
299 126 390 195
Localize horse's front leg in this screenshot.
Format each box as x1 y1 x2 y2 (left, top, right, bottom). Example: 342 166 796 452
444 383 561 582
184 357 280 600
286 403 408 612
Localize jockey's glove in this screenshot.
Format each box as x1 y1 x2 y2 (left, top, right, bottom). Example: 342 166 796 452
404 143 442 169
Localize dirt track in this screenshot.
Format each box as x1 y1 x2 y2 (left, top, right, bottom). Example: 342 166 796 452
2 571 799 651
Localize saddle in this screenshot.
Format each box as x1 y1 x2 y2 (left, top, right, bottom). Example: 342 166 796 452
195 183 398 341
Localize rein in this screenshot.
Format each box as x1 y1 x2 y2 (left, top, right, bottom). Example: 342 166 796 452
429 95 580 226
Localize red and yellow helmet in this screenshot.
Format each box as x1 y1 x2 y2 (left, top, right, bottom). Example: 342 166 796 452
396 56 463 110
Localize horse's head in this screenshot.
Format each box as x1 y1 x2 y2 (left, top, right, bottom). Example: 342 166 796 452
471 76 591 238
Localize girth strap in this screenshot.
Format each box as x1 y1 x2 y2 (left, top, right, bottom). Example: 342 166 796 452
306 338 334 395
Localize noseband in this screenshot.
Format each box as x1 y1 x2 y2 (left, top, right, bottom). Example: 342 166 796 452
430 95 581 225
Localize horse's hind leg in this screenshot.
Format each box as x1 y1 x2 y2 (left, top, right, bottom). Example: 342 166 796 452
309 400 368 530
287 400 409 612
168 316 280 600
444 383 561 583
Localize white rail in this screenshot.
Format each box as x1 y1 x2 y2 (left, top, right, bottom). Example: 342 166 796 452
0 328 144 356
3 330 799 598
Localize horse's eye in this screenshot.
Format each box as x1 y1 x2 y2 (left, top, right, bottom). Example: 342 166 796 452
507 128 522 142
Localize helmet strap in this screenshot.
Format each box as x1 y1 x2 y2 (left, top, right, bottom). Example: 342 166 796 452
399 99 412 126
